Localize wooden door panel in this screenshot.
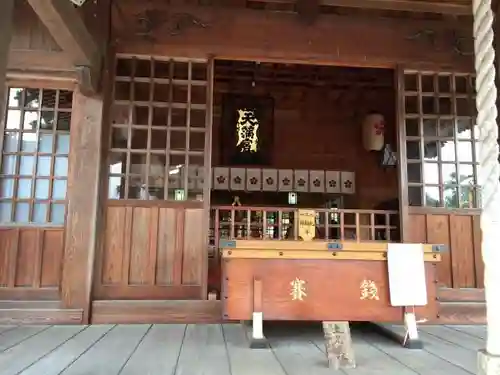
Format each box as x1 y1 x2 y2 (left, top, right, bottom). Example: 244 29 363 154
96 203 205 300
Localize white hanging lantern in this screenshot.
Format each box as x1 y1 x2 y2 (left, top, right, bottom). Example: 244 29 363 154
362 112 385 151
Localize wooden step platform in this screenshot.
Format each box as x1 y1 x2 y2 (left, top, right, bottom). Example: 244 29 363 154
0 301 83 325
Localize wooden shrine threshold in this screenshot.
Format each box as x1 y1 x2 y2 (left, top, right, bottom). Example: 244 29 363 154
0 301 486 325
0 323 486 375
0 286 486 325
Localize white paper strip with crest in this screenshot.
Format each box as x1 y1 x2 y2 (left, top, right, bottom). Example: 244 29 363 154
262 169 278 191
213 167 229 190
230 168 245 190
325 171 341 193
340 171 356 194
246 168 261 191
309 170 325 193
294 170 309 192
278 169 294 192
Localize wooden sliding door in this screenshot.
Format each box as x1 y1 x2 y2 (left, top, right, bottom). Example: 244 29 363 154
94 55 213 300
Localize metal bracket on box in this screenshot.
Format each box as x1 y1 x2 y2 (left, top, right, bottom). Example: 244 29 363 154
220 240 236 249
328 242 343 250
431 244 447 253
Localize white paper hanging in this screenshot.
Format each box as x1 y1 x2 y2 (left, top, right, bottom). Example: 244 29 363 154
294 170 309 192
213 167 229 190
262 169 278 191
230 168 245 190
340 171 356 194
309 170 325 193
246 168 261 191
278 169 294 192
325 171 341 193
387 243 428 307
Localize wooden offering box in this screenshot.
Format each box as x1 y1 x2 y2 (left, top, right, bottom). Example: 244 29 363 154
221 240 443 323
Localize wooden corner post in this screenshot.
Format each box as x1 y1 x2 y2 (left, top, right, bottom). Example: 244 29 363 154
61 85 105 323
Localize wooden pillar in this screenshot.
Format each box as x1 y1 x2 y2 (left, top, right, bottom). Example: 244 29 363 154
473 0 500 374
61 87 104 323
0 0 14 121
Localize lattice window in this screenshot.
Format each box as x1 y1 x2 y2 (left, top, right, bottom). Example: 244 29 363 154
0 88 72 224
402 71 479 208
108 56 210 201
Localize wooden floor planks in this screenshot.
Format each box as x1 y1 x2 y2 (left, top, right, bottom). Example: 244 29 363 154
370 329 472 375
224 324 286 375
0 325 85 375
176 324 231 375
0 324 486 375
120 324 185 375
18 325 114 375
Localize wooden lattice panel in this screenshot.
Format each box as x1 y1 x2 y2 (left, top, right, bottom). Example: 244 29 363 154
109 55 211 201
402 71 478 209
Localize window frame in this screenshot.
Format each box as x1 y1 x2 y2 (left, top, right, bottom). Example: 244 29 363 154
402 71 479 209
0 84 74 226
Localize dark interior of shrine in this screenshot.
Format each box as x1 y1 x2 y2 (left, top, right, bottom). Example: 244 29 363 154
210 59 399 210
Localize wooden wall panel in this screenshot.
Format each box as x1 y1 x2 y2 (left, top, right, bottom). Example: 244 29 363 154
10 1 60 52
426 215 453 287
156 208 177 285
40 229 64 287
449 215 476 288
408 212 482 289
96 203 205 300
0 228 64 299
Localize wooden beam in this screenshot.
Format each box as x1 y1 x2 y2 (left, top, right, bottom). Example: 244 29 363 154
296 0 320 24
320 0 471 15
0 0 15 119
114 3 474 71
8 50 74 73
251 0 471 15
26 0 101 94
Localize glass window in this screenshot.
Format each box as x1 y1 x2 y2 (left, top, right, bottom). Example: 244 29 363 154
0 88 72 224
109 57 209 201
403 72 479 208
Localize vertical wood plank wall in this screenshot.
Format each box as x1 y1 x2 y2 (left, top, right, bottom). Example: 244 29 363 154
94 202 205 300
408 211 483 289
10 2 59 52
0 228 64 300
